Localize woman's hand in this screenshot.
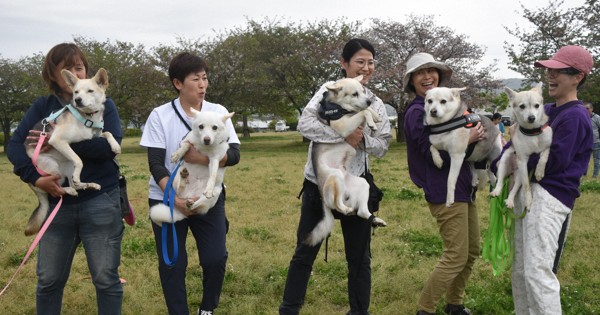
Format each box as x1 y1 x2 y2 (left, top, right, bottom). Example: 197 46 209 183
468 122 485 144
182 144 209 165
34 174 65 198
27 129 53 153
345 126 364 148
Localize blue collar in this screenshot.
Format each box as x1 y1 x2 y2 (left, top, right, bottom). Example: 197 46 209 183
44 104 104 129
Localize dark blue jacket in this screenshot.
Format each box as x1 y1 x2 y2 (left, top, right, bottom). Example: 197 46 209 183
7 94 122 204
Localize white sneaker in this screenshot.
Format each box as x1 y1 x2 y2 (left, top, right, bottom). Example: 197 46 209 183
198 310 213 315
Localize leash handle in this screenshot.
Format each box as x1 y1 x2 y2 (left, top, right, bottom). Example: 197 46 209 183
161 160 183 266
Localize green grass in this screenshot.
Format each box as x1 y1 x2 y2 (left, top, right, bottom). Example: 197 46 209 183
1 132 599 314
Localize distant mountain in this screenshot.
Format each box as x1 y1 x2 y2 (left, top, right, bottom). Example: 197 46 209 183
502 78 525 90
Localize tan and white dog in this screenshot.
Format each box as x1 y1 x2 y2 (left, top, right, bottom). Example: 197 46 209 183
490 84 552 209
24 68 121 235
149 110 234 224
305 76 386 246
424 87 502 207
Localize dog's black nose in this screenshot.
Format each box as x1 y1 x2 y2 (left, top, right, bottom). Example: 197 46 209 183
367 99 372 106
430 109 437 117
75 97 83 107
528 115 536 123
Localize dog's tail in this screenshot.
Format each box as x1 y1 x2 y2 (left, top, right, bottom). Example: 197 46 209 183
25 185 50 236
303 205 334 247
149 203 187 225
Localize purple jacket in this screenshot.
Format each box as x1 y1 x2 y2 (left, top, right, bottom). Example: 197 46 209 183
403 96 475 204
530 100 593 209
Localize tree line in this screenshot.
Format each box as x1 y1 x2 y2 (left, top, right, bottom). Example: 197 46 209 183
0 0 597 150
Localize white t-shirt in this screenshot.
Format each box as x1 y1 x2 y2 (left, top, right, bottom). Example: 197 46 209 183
140 98 240 200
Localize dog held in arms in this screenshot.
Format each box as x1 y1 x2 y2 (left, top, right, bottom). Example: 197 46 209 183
490 84 551 209
305 75 387 246
24 68 121 236
149 110 234 224
424 87 502 207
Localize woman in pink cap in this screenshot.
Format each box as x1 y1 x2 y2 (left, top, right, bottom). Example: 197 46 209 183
506 45 594 314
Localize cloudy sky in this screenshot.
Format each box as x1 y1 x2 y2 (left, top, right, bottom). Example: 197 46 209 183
0 0 583 79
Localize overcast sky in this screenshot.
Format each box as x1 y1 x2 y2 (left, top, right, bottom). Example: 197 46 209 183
0 0 583 79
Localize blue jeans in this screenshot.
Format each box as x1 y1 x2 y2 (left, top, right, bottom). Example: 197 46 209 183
593 142 600 177
36 187 124 315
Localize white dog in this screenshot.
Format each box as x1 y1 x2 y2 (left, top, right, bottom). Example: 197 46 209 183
424 87 502 207
305 76 387 246
24 68 121 235
490 84 552 209
149 110 234 224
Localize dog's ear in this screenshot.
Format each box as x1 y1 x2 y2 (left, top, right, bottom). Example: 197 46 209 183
451 87 466 98
94 68 109 90
504 87 517 101
353 75 363 83
222 112 235 122
530 82 543 95
325 82 342 96
190 108 201 118
61 69 78 90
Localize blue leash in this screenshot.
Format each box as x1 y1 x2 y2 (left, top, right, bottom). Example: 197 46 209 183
161 160 183 266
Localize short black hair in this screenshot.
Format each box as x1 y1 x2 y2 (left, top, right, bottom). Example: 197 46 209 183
492 113 502 120
168 52 209 93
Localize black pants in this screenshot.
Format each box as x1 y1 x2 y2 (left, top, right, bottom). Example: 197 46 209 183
149 192 228 315
279 179 372 315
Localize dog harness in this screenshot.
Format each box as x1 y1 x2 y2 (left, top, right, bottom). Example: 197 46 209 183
44 104 104 129
318 92 353 124
519 124 549 136
427 111 481 135
427 110 482 160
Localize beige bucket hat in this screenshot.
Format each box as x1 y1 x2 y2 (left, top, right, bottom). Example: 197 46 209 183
403 52 453 93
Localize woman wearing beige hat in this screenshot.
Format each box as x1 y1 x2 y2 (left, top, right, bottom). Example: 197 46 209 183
402 53 483 315
507 45 594 315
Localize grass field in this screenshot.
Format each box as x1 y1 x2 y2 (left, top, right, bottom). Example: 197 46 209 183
1 132 599 314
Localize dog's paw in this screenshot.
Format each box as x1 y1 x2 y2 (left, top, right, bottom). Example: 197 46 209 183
445 199 454 207
367 123 378 131
111 144 121 154
180 168 189 179
73 182 101 190
432 155 443 169
63 187 78 196
371 217 387 227
489 189 500 197
504 199 515 209
524 193 533 210
170 155 180 163
203 188 214 199
535 169 545 181
185 199 195 210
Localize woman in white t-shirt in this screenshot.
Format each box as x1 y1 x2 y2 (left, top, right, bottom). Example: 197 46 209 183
140 52 240 315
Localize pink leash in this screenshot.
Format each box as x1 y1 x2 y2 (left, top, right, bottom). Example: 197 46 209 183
0 133 63 296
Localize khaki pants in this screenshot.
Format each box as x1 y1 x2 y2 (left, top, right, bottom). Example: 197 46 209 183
418 202 480 313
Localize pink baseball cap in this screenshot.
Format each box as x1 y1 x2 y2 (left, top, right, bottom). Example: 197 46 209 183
534 45 593 74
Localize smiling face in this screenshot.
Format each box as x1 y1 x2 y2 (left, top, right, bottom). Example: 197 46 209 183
411 67 440 97
545 68 584 105
341 48 375 85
